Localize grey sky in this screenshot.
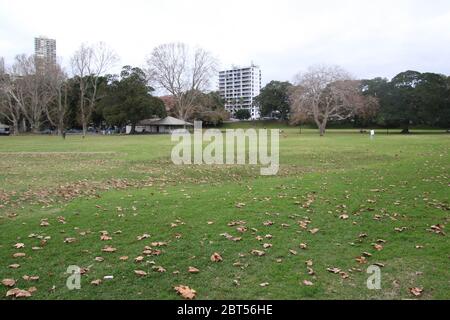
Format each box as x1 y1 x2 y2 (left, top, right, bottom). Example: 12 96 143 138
1 0 450 86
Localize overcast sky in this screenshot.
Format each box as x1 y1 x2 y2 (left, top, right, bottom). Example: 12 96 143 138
1 0 450 86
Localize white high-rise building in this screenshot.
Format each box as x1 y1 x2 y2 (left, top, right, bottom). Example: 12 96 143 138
34 36 56 65
218 64 262 120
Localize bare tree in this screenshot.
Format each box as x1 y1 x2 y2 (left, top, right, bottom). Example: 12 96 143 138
3 55 55 133
290 65 366 136
45 63 69 137
146 43 217 120
71 42 118 137
0 68 21 135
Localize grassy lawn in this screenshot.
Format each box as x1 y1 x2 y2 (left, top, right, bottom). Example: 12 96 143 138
0 129 448 300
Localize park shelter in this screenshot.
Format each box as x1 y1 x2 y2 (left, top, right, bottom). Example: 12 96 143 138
126 116 193 134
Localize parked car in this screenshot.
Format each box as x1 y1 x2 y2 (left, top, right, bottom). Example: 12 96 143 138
0 124 10 136
66 128 83 134
40 129 53 135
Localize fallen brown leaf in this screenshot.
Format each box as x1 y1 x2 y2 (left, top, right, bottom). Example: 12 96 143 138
251 249 266 256
303 280 314 286
174 285 197 299
13 253 26 258
91 279 102 286
409 287 424 297
2 279 16 287
6 288 32 298
22 275 39 281
102 246 117 253
188 267 200 273
134 270 147 277
210 252 223 262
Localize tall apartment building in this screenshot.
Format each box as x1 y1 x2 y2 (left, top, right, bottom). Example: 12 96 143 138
0 57 5 74
34 36 56 66
218 64 262 120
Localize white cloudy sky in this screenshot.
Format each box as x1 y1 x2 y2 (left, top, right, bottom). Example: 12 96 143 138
1 0 450 85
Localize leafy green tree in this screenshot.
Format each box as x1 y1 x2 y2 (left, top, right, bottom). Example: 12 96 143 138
415 73 450 128
235 109 251 120
255 81 292 120
389 71 423 133
101 66 166 133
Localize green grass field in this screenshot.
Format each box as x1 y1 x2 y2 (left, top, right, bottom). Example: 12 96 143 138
0 129 449 300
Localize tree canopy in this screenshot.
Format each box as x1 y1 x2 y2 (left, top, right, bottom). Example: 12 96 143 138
101 66 166 133
255 81 292 120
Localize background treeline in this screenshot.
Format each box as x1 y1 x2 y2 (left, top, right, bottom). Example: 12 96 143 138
0 42 229 136
1 41 449 137
258 68 450 134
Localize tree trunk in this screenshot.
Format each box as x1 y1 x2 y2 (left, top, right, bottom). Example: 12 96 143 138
57 119 64 137
12 119 19 136
319 125 326 136
80 109 88 137
31 121 40 134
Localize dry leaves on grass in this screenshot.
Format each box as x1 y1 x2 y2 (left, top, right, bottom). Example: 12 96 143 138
100 233 112 241
134 270 147 277
8 264 20 269
102 246 117 253
2 279 16 287
91 279 102 286
251 250 266 257
151 241 168 247
211 252 223 262
137 233 151 241
428 224 446 236
373 244 384 251
6 288 33 298
303 280 314 286
13 253 26 258
22 275 39 281
13 243 25 249
409 287 424 297
228 220 246 227
188 267 200 273
40 219 50 227
327 267 341 274
153 266 166 273
220 233 242 242
174 285 197 300
64 237 76 243
309 228 320 234
236 226 248 233
355 256 368 264
302 193 316 208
